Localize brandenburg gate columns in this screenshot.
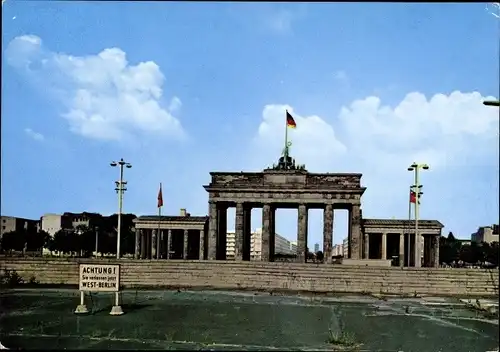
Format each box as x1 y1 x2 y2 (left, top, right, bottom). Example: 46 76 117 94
323 204 334 264
350 204 362 260
151 230 157 259
134 229 141 259
234 203 244 261
207 201 217 260
297 204 308 263
199 229 205 260
261 204 271 261
140 230 146 259
269 206 276 261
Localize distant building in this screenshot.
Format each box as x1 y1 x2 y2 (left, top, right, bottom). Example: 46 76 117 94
1 216 39 235
275 232 295 256
41 212 104 236
342 238 349 258
314 243 320 253
226 229 296 260
63 212 102 230
471 225 499 244
226 230 262 260
332 243 344 257
41 214 73 236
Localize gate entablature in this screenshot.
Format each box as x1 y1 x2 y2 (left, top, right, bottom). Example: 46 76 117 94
204 170 366 207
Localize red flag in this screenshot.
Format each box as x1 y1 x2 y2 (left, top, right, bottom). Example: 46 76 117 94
157 183 163 208
409 191 420 204
286 111 297 128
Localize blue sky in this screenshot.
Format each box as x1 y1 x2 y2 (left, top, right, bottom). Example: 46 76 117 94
2 2 499 247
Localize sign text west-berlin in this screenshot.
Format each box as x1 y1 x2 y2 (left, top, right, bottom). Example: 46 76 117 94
79 264 120 292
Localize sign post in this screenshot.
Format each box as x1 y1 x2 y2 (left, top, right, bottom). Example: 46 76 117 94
76 263 123 316
75 291 89 314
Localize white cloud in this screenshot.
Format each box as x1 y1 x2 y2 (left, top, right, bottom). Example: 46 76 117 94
6 35 185 142
24 128 45 141
168 96 182 113
252 91 499 225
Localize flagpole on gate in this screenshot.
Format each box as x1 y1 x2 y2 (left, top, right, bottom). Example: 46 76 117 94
284 110 289 162
157 183 163 259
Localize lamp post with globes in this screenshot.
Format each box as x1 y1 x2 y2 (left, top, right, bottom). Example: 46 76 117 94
483 100 500 107
407 162 429 267
110 158 132 259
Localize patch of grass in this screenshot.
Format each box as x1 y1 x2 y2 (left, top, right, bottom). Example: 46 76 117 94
327 328 357 347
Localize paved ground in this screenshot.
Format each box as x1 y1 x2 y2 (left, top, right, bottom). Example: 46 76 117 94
0 289 498 351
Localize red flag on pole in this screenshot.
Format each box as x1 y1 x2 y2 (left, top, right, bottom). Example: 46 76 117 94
157 183 163 208
409 190 420 204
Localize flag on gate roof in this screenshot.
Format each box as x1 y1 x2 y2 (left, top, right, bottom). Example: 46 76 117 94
157 183 163 208
286 110 297 128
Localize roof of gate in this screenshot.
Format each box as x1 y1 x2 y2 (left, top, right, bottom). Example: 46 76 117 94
134 215 208 223
363 219 444 228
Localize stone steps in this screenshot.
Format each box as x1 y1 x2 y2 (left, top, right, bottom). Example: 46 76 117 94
1 259 498 297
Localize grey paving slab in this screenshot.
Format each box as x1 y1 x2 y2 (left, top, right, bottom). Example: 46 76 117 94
0 289 498 351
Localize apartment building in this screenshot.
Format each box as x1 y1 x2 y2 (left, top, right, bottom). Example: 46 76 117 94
41 212 104 236
1 216 39 235
64 212 102 229
471 225 499 244
332 243 344 257
226 228 296 260
41 214 73 236
342 238 349 258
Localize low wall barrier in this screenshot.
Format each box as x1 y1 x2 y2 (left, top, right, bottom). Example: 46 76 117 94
1 258 498 297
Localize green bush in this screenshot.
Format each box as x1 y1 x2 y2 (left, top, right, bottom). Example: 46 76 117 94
0 269 24 287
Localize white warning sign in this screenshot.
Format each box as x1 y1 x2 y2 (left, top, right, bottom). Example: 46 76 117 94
79 264 120 292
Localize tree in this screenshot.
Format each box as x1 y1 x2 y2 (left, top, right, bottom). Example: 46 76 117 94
50 230 71 254
306 247 314 260
447 231 456 241
439 234 462 264
459 243 480 264
1 230 26 253
439 231 499 267
26 230 50 252
483 242 499 266
75 225 95 257
316 251 324 262
98 213 136 255
121 227 135 255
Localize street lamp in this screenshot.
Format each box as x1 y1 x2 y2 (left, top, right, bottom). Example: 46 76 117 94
94 226 99 259
407 162 429 268
110 158 132 259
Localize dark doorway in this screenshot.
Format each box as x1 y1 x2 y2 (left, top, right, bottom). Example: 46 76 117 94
171 229 184 259
187 230 200 259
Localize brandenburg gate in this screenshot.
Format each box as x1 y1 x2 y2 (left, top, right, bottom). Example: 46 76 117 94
203 155 365 263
